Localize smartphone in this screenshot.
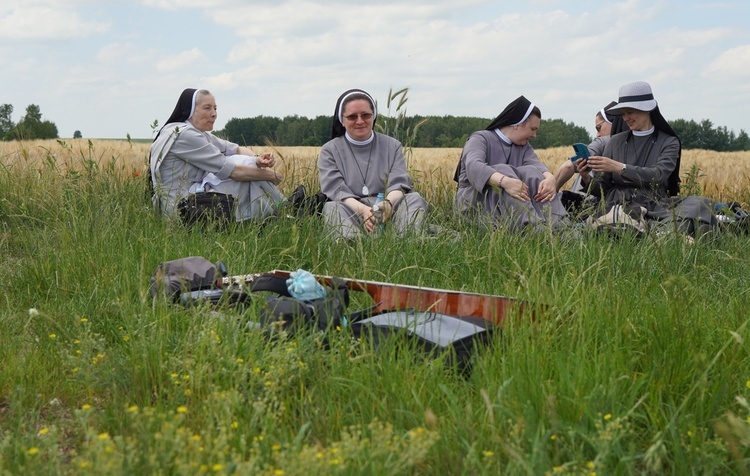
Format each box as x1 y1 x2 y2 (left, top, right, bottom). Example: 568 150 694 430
570 143 591 171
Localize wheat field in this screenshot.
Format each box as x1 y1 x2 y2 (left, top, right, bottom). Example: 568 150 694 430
2 139 749 202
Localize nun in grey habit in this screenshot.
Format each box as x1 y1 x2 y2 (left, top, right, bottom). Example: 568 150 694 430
318 89 429 240
149 88 285 223
454 95 567 231
581 81 716 237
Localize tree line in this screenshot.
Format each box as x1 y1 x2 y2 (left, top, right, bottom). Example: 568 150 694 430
215 114 750 151
0 104 59 141
2 101 748 151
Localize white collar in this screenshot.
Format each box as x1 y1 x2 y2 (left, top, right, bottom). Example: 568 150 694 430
494 129 512 145
633 126 655 137
345 131 375 146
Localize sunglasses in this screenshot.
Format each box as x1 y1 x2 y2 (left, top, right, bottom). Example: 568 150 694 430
343 112 374 122
595 121 605 133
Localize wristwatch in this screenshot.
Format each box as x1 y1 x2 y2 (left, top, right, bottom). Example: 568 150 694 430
620 163 627 175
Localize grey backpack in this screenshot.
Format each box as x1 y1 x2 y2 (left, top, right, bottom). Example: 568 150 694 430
149 256 224 301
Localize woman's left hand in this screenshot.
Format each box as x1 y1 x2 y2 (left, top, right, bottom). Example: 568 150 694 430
533 175 557 203
256 153 275 168
586 156 622 174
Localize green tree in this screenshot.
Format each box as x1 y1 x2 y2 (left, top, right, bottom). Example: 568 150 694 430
74 130 82 139
670 118 749 151
0 104 14 138
533 118 591 149
5 104 59 140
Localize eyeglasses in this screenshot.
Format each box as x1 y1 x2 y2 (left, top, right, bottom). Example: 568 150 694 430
595 121 605 133
343 112 374 122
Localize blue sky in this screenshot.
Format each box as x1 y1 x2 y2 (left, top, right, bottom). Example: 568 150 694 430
2 0 749 140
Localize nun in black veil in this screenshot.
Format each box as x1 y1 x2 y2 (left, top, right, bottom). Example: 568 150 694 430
149 88 285 223
580 81 716 237
318 88 429 240
454 95 566 231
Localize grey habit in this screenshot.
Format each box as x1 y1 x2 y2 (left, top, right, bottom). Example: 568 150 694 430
318 133 428 239
150 123 284 222
455 130 567 230
589 130 716 234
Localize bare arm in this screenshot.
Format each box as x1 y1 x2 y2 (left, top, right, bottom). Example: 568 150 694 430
229 164 283 184
554 160 576 191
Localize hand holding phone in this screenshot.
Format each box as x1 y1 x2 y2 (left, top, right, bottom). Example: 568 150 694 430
570 143 591 172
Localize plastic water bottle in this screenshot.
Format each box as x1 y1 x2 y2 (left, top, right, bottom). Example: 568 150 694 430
286 269 326 300
371 192 385 236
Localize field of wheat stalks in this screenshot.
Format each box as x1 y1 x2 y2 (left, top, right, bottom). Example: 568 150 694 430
2 139 749 202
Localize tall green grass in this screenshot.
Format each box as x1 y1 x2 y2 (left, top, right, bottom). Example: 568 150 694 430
1 144 750 474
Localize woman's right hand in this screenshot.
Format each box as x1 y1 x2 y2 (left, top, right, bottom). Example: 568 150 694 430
268 170 283 185
575 158 591 182
361 206 377 234
502 177 529 202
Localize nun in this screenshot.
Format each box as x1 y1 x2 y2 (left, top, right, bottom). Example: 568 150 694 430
149 88 285 223
318 88 429 240
454 95 566 231
580 81 716 237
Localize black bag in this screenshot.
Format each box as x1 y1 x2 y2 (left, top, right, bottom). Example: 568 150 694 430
255 274 350 335
349 310 494 375
287 184 328 217
177 192 235 229
716 201 750 234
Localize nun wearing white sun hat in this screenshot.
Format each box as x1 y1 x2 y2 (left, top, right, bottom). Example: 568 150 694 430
581 81 716 237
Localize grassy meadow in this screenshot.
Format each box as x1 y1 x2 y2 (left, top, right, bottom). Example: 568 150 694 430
1 139 750 474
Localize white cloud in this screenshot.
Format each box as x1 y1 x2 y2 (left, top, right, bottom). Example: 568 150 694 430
0 6 109 40
705 45 750 77
156 47 208 72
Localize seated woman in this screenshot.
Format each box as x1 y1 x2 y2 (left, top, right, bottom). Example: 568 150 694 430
454 95 566 231
150 88 285 223
318 88 429 240
580 81 716 236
